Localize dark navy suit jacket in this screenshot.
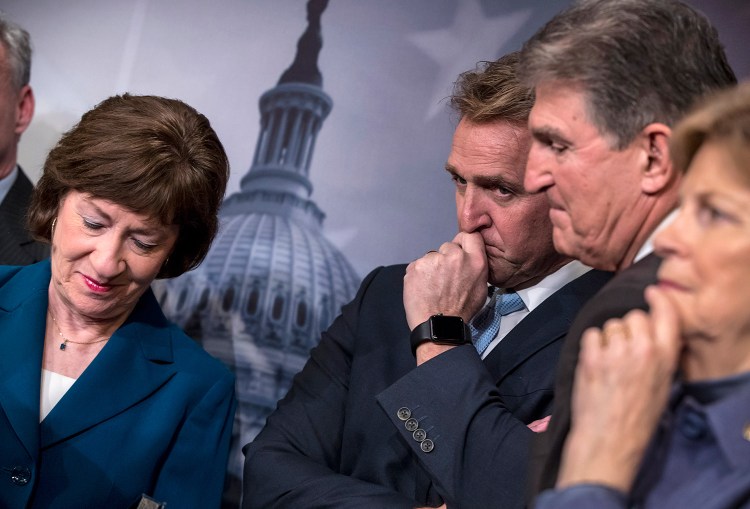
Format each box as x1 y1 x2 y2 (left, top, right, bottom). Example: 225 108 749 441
0 167 49 266
529 254 662 498
0 261 236 508
244 264 611 509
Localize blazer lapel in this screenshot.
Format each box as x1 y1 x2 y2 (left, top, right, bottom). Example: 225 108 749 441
0 263 51 460
40 290 177 448
482 298 570 384
0 168 47 264
482 269 611 383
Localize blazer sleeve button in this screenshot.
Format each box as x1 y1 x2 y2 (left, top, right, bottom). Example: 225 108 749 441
405 418 419 432
397 407 411 420
10 466 31 486
420 439 434 453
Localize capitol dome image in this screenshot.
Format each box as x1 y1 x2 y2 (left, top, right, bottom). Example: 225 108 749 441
152 0 360 495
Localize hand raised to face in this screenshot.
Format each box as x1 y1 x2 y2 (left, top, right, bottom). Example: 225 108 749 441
403 231 488 334
558 286 682 492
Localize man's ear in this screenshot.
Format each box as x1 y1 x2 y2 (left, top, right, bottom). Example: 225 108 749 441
640 122 676 195
15 84 34 136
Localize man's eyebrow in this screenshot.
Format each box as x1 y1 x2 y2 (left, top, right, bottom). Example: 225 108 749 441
445 164 466 182
446 165 523 193
530 125 571 145
474 174 524 193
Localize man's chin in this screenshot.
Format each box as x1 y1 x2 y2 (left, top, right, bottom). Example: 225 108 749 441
551 229 580 259
486 269 508 288
487 262 522 289
553 235 619 272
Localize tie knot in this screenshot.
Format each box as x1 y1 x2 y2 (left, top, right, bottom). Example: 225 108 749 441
497 291 524 316
469 289 525 355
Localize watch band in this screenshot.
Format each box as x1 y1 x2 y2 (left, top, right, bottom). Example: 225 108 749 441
410 314 471 356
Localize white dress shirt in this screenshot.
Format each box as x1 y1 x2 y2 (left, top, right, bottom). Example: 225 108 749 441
480 260 592 359
633 209 678 264
0 164 19 205
40 368 76 421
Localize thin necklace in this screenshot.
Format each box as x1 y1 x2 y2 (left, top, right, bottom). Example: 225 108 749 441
50 312 110 351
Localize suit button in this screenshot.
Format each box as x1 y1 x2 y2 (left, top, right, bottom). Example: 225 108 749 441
680 409 708 440
405 418 419 432
10 466 31 486
397 407 411 420
420 439 434 453
413 428 426 442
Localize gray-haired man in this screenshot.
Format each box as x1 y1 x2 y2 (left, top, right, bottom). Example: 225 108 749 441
520 0 737 498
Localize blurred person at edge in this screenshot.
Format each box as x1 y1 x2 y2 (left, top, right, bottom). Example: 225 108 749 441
519 0 737 496
535 82 750 509
0 93 236 508
0 11 48 264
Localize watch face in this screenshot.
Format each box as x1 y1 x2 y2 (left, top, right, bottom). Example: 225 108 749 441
430 315 465 340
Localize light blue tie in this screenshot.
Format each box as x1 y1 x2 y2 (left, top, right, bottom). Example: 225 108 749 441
469 290 525 355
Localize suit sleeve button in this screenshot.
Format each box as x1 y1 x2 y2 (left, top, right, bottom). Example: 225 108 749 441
397 407 411 420
413 428 426 442
405 418 419 432
420 439 434 453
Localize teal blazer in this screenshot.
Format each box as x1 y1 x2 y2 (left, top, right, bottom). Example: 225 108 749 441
0 260 236 508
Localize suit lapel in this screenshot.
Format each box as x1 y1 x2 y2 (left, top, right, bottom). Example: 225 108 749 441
482 269 611 383
40 290 177 448
0 263 51 460
0 168 41 263
482 297 570 384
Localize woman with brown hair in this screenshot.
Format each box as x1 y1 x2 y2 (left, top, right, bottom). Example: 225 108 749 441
0 94 235 508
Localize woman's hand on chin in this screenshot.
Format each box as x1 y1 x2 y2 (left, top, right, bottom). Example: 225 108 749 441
557 285 681 492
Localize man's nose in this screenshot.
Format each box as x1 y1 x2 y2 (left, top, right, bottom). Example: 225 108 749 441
524 144 554 194
459 187 491 233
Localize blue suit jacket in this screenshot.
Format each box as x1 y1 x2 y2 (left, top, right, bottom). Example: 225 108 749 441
0 261 236 509
244 264 611 509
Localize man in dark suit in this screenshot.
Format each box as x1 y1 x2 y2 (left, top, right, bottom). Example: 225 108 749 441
0 12 48 265
520 0 737 497
243 53 610 509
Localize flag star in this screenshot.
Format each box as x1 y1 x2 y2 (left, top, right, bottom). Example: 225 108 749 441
409 0 532 118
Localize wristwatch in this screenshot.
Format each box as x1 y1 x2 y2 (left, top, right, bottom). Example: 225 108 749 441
410 314 471 356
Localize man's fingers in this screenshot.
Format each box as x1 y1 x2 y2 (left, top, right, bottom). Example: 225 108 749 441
452 231 486 257
437 240 461 255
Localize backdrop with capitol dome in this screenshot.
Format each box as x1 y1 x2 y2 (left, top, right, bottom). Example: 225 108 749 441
5 1 748 505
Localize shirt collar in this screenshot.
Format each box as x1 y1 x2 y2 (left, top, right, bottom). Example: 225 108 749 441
704 374 750 469
515 260 592 312
634 209 679 263
673 372 750 470
0 165 19 205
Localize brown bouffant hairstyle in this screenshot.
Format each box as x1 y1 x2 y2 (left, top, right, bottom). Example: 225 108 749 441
28 94 229 279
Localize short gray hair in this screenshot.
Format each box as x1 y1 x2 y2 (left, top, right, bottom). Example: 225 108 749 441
520 0 736 149
0 11 32 90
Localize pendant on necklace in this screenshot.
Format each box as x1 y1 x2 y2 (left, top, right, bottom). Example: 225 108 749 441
60 341 67 351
